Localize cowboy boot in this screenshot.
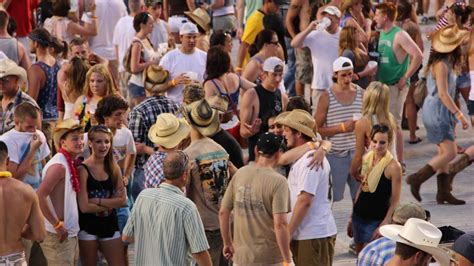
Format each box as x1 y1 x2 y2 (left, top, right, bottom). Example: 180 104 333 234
406 164 436 201
436 173 465 205
447 153 472 191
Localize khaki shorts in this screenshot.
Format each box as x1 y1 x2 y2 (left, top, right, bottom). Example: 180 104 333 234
388 85 409 127
213 14 236 32
295 48 313 85
291 235 336 266
305 87 325 116
40 232 79 266
0 252 26 266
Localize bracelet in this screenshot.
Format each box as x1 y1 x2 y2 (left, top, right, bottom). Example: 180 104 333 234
235 67 243 71
455 111 464 120
171 79 177 86
54 220 64 230
340 123 346 132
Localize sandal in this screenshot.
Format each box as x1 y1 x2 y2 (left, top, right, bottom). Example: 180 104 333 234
408 137 422 144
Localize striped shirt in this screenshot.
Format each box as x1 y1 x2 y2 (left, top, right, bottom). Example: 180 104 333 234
325 85 363 156
357 236 396 266
123 184 209 265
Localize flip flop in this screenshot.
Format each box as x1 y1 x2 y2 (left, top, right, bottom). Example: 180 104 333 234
408 137 422 144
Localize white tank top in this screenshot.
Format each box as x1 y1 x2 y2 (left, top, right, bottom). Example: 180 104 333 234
129 37 157 87
42 153 80 236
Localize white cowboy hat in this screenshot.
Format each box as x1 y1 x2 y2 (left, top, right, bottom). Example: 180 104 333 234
0 58 27 83
380 218 451 266
148 113 190 149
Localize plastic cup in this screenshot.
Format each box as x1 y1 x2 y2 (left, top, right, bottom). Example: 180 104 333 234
185 71 198 80
353 113 362 121
368 61 378 69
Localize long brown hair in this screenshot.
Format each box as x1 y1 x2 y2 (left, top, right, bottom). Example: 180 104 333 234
65 56 90 101
87 125 119 185
339 26 364 67
425 46 463 76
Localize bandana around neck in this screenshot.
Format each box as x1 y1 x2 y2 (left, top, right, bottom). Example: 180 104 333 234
59 148 80 193
361 150 393 193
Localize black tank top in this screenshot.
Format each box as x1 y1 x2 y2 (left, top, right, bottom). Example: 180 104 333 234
248 84 282 162
169 0 189 16
353 172 392 221
78 164 119 238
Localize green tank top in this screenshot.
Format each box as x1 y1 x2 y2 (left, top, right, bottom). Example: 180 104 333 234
244 0 263 23
377 26 410 86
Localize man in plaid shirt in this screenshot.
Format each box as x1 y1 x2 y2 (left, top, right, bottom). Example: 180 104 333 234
128 94 179 200
357 203 427 266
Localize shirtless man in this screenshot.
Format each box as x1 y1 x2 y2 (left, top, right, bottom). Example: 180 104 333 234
0 141 45 265
37 119 84 265
373 2 422 170
285 0 315 97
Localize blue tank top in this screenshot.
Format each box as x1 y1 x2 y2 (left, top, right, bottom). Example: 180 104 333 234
35 61 60 120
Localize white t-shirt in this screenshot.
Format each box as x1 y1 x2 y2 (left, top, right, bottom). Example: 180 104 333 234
303 28 340 90
287 151 337 240
150 20 169 49
89 0 127 60
159 48 207 103
0 129 50 189
113 15 136 72
82 127 136 165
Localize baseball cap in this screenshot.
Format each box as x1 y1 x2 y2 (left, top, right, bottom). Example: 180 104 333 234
333 56 354 72
322 5 342 18
179 22 199 35
263 57 284 73
452 232 474 264
257 132 284 156
145 0 162 7
391 202 427 225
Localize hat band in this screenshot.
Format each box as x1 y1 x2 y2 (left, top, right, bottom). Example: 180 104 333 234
189 112 212 127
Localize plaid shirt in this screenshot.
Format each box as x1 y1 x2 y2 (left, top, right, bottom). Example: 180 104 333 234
144 151 166 188
357 237 396 266
0 90 39 134
128 95 179 169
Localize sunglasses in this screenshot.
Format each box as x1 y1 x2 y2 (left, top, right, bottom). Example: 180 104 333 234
0 76 13 84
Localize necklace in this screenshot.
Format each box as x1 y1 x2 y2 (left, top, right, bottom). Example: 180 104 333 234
0 171 12 178
59 148 81 193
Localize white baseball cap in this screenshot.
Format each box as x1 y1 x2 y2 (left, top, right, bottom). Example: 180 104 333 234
322 5 342 18
333 57 353 72
263 57 284 73
179 22 199 35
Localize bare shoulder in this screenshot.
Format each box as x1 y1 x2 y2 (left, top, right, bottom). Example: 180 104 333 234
4 178 36 200
44 164 66 179
386 159 402 178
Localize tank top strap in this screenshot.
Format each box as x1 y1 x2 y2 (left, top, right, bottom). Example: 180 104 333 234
210 79 226 97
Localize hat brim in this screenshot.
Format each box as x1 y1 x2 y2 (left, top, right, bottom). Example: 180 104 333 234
277 113 316 140
148 118 190 149
184 11 210 32
53 124 84 150
380 225 451 266
0 66 27 83
183 104 220 137
431 28 469 53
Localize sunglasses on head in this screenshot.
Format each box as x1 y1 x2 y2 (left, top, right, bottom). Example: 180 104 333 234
88 125 112 134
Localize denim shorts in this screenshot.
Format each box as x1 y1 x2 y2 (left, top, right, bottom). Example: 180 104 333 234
456 72 471 89
128 82 146 98
116 206 130 233
352 213 382 244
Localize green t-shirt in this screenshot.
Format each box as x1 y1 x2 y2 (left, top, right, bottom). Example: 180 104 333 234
377 26 410 86
244 0 263 23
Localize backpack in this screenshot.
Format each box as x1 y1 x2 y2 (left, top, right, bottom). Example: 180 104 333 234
123 38 144 74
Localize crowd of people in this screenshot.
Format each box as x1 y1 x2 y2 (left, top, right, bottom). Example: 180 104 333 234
0 0 473 265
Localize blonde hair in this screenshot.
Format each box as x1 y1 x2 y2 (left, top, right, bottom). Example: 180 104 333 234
362 81 397 130
83 64 118 98
339 26 362 66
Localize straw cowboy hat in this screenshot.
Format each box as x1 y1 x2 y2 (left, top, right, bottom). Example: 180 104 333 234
184 8 211 33
276 109 316 140
431 24 469 53
380 218 452 266
0 58 27 83
148 113 190 149
53 119 84 150
183 99 220 137
143 65 169 94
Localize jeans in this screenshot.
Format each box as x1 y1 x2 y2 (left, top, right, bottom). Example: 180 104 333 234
131 168 145 201
284 36 296 97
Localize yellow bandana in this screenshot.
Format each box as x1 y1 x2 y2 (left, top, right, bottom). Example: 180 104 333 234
0 171 12 178
361 150 393 193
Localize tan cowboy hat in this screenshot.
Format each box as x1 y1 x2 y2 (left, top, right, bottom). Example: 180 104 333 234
184 99 220 137
184 8 211 33
277 109 316 140
0 58 27 83
380 218 452 266
143 65 169 94
53 119 84 150
148 113 190 149
431 24 469 53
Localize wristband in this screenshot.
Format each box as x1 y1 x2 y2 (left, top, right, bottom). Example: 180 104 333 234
171 79 177 86
307 141 316 150
340 123 346 132
54 221 64 230
235 67 243 71
455 111 464 120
